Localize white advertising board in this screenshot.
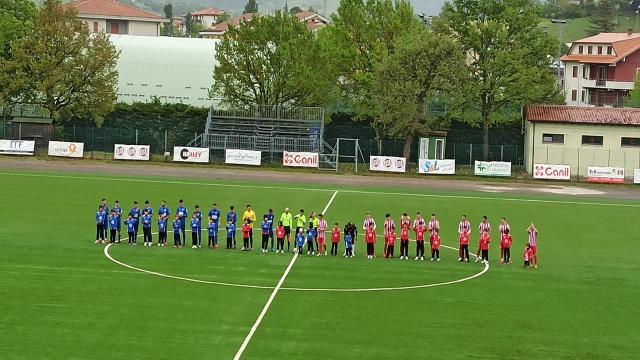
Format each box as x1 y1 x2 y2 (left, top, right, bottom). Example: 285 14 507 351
474 161 512 177
48 141 84 158
114 144 150 161
418 159 455 175
0 139 35 155
533 163 570 180
173 146 209 163
369 156 406 173
225 149 261 166
282 151 319 168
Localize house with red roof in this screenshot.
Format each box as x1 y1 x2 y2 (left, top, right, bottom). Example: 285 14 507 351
191 7 225 28
65 0 166 36
524 104 640 180
294 11 330 32
561 31 640 107
198 13 256 40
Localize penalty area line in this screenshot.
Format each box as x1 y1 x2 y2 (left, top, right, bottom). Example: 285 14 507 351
232 190 338 360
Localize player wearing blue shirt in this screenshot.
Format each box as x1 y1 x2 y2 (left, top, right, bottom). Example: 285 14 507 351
108 210 118 244
113 200 123 243
194 205 203 248
158 214 168 247
345 233 353 257
227 206 237 224
129 201 141 239
142 210 153 246
125 215 136 245
260 216 271 253
306 224 316 255
295 229 306 253
190 215 199 249
172 216 182 247
226 221 236 249
207 220 218 248
208 203 221 247
266 209 275 251
95 206 107 244
158 200 170 222
143 200 153 216
176 199 188 244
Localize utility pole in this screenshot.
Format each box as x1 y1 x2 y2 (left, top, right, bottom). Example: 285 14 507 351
551 19 567 87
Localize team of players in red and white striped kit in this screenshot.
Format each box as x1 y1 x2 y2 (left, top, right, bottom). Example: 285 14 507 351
95 198 539 268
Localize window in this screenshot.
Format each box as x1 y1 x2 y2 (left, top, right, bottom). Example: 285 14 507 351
607 46 613 55
582 66 588 79
542 133 564 144
588 46 592 54
571 89 577 101
597 46 602 54
435 139 445 160
93 22 98 32
621 137 640 147
581 90 586 102
579 45 583 54
581 135 603 146
572 66 578 78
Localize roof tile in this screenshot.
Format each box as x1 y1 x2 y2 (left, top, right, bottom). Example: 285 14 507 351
525 104 640 126
65 0 164 20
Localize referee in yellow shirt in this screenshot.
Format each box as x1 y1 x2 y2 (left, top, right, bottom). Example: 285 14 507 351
243 204 257 250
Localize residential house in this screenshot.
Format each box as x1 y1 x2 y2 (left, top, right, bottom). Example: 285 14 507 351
294 11 330 32
524 104 640 179
561 32 640 107
191 7 225 28
65 0 166 36
199 13 256 40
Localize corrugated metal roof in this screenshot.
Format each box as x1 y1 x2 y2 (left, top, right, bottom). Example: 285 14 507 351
525 104 640 126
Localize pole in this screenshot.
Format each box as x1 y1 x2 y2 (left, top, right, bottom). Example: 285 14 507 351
355 139 358 173
135 129 139 145
164 129 168 154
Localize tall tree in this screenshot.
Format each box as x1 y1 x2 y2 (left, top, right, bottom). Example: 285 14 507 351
319 0 419 140
0 0 119 125
162 3 173 36
0 0 37 59
243 0 258 14
289 6 303 14
587 0 617 35
436 0 562 160
372 27 467 158
211 11 331 108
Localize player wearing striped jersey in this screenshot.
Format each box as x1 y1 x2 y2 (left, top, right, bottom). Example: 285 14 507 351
413 212 425 231
458 215 471 262
400 213 411 231
527 223 539 269
399 213 410 260
428 214 440 248
499 218 511 263
383 214 395 258
413 213 426 260
475 216 491 263
317 214 328 256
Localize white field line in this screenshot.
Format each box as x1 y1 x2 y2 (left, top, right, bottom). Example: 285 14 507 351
1 171 638 208
232 190 339 360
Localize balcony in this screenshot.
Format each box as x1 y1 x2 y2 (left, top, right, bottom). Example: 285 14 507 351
595 79 606 86
580 79 633 90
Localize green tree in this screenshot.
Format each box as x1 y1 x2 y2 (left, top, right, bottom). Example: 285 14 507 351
212 11 330 108
372 27 467 158
243 0 258 14
162 3 173 36
289 6 303 14
318 0 419 140
624 73 640 107
436 0 562 160
216 13 230 24
0 0 37 59
587 0 617 35
0 0 119 125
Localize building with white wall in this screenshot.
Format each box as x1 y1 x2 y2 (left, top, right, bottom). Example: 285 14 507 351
109 35 218 107
66 0 166 36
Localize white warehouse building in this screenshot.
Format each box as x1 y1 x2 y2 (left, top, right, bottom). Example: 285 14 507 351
109 35 219 108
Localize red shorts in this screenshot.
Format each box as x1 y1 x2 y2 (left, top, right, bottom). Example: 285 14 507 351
530 246 537 255
318 238 325 244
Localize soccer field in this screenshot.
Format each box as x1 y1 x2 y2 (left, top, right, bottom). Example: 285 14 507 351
0 169 638 359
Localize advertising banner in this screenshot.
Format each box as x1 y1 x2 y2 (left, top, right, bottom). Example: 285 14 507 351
635 169 640 184
418 159 455 175
283 151 319 168
586 166 624 184
225 149 261 166
533 163 571 180
114 144 150 161
369 156 406 173
0 139 35 155
173 146 209 163
474 161 512 177
48 141 84 158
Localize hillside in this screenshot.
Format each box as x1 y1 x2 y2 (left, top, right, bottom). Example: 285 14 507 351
545 15 640 43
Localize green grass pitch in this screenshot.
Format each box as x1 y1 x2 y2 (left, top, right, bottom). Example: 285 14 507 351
0 170 638 359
